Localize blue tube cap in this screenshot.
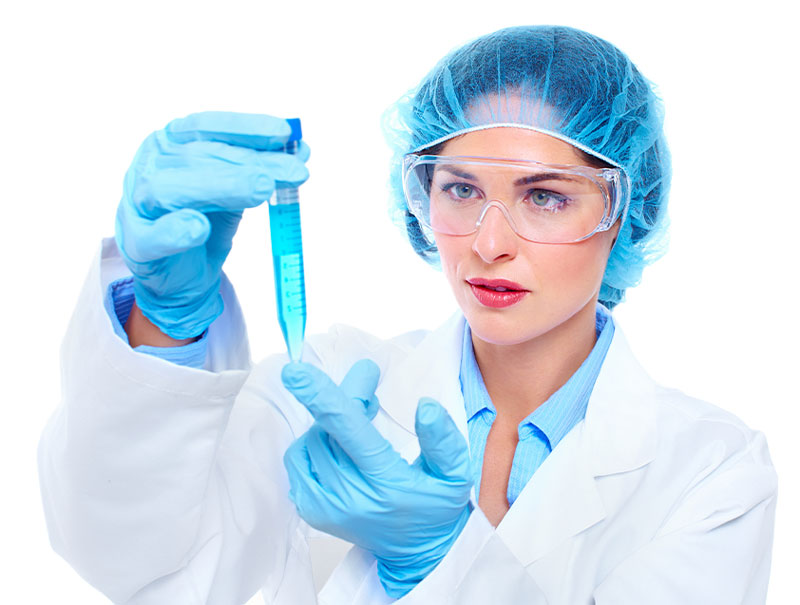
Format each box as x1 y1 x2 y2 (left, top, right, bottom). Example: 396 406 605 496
287 118 303 142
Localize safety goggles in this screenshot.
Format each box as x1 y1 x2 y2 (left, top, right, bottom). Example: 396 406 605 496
402 154 630 244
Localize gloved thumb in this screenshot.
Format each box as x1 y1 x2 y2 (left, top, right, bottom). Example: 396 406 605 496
415 398 472 481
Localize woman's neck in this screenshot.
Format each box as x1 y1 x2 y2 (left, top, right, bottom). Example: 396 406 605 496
471 300 599 425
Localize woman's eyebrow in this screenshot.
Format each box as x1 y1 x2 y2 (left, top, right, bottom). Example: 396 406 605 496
514 173 578 186
435 165 579 185
436 165 477 180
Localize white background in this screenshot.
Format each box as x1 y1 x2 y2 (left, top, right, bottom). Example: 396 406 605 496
1 0 797 602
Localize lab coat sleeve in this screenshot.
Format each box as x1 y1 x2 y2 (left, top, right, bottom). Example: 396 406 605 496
592 428 778 605
37 239 314 604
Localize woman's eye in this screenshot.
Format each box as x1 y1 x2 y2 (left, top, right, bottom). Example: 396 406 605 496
528 189 568 210
441 182 480 200
453 184 476 199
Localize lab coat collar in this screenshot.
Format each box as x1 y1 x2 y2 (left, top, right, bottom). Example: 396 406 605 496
375 312 659 566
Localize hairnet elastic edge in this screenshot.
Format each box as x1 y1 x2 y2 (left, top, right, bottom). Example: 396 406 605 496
411 123 624 171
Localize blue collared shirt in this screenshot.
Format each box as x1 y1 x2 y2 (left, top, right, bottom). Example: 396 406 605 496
459 305 615 506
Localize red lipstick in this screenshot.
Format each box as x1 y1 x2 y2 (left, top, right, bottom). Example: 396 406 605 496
467 278 528 308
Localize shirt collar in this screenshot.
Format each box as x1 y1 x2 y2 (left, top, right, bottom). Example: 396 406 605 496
459 324 495 422
459 304 615 447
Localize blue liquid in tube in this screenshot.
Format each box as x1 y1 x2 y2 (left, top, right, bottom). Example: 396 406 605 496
269 118 306 361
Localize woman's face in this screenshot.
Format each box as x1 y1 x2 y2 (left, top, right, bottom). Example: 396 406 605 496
433 127 619 347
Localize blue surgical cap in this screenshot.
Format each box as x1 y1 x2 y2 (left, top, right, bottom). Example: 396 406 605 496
382 25 671 308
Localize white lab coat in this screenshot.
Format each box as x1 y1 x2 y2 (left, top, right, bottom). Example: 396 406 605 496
39 239 778 605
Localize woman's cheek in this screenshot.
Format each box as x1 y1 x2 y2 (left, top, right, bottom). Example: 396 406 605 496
531 243 598 301
560 240 613 294
436 238 464 288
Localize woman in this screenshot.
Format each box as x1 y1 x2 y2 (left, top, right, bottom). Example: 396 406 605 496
39 25 777 604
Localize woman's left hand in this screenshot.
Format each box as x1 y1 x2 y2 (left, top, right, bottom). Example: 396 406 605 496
281 360 473 599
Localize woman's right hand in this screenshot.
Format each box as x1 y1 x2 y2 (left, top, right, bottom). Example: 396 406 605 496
115 111 309 340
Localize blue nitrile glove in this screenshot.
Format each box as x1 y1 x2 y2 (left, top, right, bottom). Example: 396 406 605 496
282 360 473 598
115 111 309 339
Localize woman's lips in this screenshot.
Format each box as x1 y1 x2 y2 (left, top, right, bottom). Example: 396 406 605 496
467 278 529 308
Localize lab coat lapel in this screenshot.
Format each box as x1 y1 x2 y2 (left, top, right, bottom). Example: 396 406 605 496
374 314 468 444
494 323 659 567
583 326 659 477
495 421 604 567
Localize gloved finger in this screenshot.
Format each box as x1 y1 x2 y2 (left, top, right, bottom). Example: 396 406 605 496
279 140 311 163
205 210 245 257
415 398 472 482
308 421 356 478
164 111 295 150
282 362 404 475
303 423 362 493
283 436 332 527
339 359 381 421
163 135 310 166
130 145 309 217
304 424 338 467
283 435 321 500
115 203 211 263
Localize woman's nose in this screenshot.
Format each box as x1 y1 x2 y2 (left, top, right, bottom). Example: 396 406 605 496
471 203 519 263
